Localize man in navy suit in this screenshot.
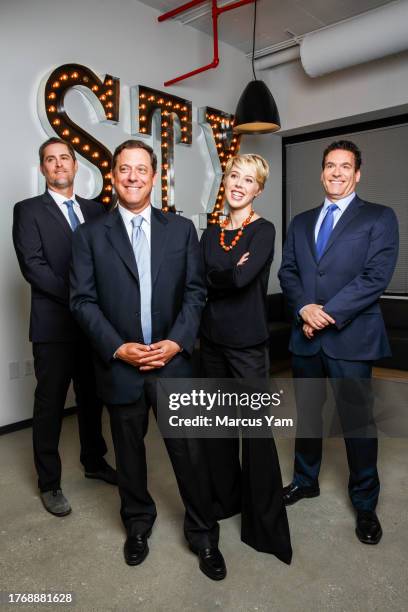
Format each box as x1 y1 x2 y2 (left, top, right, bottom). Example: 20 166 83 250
70 140 225 580
12 138 116 518
279 140 399 544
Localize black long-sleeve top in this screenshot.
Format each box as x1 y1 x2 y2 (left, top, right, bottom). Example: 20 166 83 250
200 218 275 348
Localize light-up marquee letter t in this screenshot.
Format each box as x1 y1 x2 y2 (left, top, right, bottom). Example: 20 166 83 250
133 86 192 212
38 63 120 206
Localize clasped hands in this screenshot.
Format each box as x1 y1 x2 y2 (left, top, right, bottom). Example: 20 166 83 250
300 304 335 339
115 339 181 371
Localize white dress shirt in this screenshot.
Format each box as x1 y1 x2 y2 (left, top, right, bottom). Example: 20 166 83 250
314 192 356 241
299 192 357 318
118 203 152 248
47 189 85 226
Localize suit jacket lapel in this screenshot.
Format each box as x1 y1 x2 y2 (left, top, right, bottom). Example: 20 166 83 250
151 206 169 286
321 195 362 258
105 209 139 283
41 191 72 240
305 206 322 263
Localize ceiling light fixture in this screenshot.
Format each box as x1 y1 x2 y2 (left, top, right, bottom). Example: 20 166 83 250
233 0 281 134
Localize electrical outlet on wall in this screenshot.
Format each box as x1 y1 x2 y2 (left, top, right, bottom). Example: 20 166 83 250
24 359 34 376
9 362 20 380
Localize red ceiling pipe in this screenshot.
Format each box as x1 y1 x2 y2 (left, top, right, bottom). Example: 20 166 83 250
158 0 207 22
159 0 255 87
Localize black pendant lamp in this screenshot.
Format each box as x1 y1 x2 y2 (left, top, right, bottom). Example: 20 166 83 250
233 0 281 135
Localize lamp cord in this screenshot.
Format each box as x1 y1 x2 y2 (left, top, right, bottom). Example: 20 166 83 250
251 0 257 80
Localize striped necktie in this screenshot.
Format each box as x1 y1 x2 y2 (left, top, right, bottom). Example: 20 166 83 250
131 215 152 345
64 199 80 231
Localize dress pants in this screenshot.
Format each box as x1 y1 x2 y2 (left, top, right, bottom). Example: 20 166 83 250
32 340 107 492
107 354 219 550
292 350 379 511
200 336 292 563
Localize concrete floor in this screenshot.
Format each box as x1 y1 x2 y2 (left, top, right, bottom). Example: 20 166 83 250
0 412 407 612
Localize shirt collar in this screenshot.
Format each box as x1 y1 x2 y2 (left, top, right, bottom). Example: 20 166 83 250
118 203 151 226
47 189 77 207
323 192 356 213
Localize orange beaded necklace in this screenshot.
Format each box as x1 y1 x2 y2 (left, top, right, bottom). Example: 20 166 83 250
219 209 255 252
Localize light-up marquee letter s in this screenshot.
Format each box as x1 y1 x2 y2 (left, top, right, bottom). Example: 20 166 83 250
131 86 192 212
37 63 120 206
198 107 240 225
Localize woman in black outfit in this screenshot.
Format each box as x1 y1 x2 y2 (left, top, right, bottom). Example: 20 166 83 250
200 153 292 564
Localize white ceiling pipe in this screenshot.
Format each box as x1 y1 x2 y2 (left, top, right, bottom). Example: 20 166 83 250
300 0 408 77
254 46 300 71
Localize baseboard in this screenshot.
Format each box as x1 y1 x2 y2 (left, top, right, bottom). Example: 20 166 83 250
0 406 77 436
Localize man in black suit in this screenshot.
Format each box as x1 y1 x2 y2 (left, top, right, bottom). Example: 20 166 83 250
70 140 225 580
13 137 117 517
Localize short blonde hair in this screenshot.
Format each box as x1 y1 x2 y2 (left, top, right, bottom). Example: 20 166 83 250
224 153 269 189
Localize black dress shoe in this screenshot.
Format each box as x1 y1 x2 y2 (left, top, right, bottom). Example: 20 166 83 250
356 511 382 545
124 530 152 566
283 482 320 506
85 462 117 485
190 545 227 581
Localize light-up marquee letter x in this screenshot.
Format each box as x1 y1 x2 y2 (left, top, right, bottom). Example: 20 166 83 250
198 106 241 224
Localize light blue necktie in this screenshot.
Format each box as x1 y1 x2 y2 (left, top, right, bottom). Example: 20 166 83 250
315 203 338 260
131 215 152 345
64 199 80 231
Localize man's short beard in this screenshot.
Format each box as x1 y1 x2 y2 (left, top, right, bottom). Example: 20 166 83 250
50 177 74 189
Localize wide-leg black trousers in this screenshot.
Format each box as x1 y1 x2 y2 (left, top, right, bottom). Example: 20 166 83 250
200 336 292 564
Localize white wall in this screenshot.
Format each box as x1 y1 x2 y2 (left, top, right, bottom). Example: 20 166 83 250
265 51 408 132
0 0 267 427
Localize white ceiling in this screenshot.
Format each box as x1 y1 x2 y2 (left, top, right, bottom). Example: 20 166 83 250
139 0 396 56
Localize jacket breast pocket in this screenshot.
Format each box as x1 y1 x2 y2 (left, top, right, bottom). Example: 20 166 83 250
164 247 186 259
336 230 369 242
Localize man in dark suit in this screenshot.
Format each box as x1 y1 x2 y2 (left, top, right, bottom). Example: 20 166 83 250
70 140 225 580
13 138 117 517
279 140 399 544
